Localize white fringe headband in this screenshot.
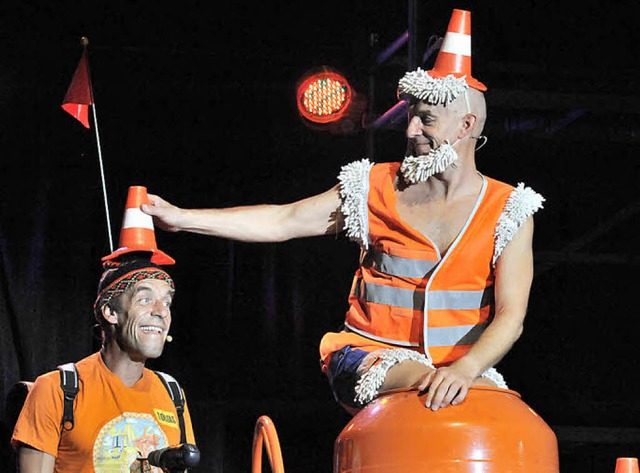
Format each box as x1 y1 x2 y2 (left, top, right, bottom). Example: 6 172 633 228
397 67 469 107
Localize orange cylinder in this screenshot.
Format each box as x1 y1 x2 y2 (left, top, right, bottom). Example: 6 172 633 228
334 386 559 472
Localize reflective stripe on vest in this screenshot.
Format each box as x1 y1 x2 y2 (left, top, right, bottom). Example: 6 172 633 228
352 279 492 347
428 322 488 347
354 278 493 311
361 248 439 279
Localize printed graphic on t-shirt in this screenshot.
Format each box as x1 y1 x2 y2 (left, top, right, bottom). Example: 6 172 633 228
92 412 168 472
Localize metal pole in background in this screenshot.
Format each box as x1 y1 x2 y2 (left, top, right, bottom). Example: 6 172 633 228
366 32 378 159
407 0 418 71
366 0 419 159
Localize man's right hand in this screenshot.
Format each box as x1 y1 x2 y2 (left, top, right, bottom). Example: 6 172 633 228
141 194 183 233
417 365 474 411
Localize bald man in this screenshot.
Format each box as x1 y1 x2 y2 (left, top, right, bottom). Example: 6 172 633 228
141 71 544 415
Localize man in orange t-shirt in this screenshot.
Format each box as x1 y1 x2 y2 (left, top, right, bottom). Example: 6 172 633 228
11 255 196 472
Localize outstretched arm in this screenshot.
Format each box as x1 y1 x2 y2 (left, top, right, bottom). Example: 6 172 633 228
141 184 344 243
419 216 535 410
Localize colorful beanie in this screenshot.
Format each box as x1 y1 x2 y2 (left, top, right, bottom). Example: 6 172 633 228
93 254 174 319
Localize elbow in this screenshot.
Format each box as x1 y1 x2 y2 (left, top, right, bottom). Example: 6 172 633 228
512 321 524 344
267 211 298 242
265 228 294 243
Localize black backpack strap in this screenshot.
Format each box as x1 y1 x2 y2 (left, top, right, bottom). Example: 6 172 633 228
154 370 186 444
57 363 79 432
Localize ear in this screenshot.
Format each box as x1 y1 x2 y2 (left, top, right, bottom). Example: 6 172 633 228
459 113 478 139
101 305 119 325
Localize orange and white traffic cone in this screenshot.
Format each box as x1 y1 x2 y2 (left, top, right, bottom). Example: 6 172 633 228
101 185 175 265
429 8 486 91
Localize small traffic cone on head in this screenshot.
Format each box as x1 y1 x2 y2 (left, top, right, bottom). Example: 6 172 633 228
616 457 640 473
429 8 487 91
101 185 175 265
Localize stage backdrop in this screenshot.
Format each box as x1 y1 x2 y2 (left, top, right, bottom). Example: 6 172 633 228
2 1 640 472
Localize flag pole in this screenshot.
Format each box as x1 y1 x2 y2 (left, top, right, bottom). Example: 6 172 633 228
92 103 113 253
81 37 114 253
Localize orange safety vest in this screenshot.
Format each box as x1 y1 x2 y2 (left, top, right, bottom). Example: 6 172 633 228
343 162 515 365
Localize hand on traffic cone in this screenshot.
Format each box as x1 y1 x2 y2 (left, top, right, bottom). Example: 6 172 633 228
102 186 175 265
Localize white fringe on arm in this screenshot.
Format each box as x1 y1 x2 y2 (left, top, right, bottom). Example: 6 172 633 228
493 183 545 266
338 159 374 250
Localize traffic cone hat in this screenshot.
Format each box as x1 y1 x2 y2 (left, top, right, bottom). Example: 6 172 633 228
429 9 486 91
397 9 485 106
101 185 175 265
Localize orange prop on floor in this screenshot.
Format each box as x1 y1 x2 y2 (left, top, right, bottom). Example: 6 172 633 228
252 415 285 473
616 457 640 473
334 386 559 472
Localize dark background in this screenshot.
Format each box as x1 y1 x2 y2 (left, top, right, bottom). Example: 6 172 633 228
1 0 639 471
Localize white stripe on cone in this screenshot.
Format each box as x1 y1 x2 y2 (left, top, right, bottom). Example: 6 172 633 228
122 208 154 230
440 32 471 56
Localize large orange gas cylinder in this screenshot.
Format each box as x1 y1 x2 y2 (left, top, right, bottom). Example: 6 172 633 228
334 386 559 472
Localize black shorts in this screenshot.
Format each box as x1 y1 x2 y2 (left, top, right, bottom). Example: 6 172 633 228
326 346 369 409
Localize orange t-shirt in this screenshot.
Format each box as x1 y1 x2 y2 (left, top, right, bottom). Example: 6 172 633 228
12 352 195 472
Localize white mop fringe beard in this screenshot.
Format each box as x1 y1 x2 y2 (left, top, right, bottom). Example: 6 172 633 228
400 141 458 184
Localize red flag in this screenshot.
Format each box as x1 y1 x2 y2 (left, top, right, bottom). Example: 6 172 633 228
62 46 93 128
